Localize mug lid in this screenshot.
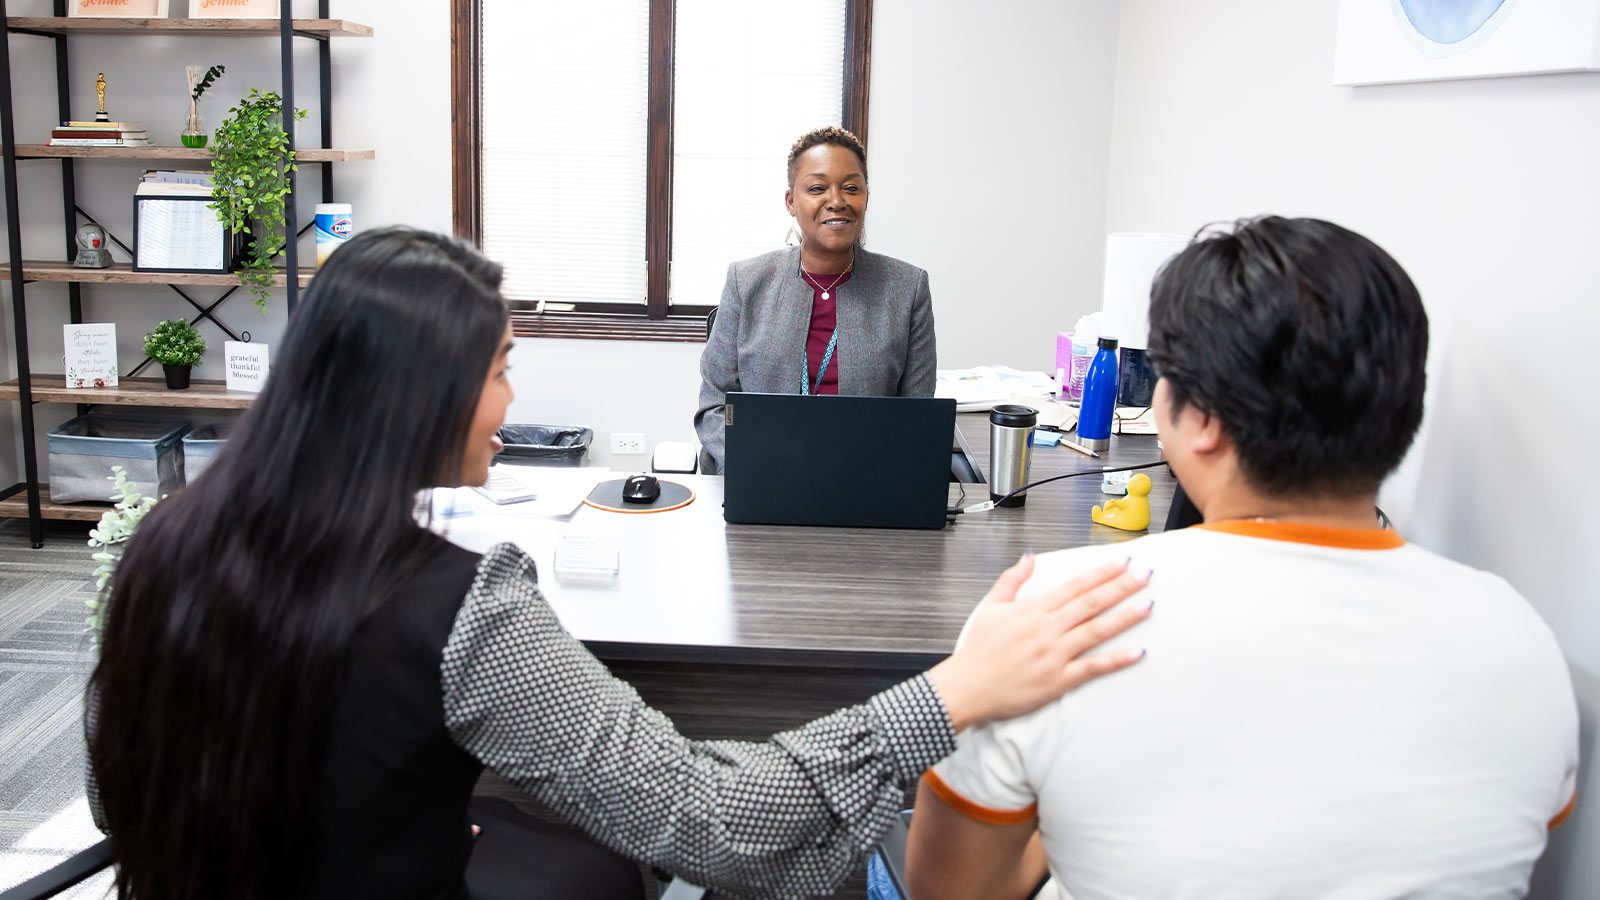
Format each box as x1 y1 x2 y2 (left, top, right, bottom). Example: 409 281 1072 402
990 404 1038 428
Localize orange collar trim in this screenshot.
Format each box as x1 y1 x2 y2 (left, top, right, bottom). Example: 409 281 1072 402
1197 519 1405 550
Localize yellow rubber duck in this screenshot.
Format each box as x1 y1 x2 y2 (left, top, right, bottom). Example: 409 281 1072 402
1092 473 1152 532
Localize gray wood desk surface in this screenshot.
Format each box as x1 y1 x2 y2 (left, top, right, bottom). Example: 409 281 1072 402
443 413 1172 670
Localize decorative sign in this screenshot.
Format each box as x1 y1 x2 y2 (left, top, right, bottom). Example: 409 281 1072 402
68 0 169 17
64 324 119 389
191 0 278 18
224 341 269 394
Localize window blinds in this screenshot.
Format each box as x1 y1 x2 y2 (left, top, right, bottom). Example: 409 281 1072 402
669 0 847 308
481 1 650 306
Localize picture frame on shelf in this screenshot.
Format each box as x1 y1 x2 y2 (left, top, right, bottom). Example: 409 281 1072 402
133 194 233 275
68 0 170 17
190 0 279 19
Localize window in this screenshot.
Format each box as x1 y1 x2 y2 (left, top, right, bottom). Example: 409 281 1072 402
453 0 874 341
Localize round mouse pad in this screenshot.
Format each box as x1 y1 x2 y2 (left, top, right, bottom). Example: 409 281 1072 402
584 479 695 514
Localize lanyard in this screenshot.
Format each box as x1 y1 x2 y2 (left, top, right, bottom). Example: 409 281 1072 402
801 328 839 396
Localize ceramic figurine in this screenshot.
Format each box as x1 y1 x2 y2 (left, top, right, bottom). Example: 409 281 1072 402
1091 472 1152 532
73 224 112 269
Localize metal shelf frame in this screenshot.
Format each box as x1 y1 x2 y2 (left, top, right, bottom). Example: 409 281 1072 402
0 1 349 547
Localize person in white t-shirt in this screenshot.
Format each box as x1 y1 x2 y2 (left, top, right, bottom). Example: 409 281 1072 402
904 216 1579 900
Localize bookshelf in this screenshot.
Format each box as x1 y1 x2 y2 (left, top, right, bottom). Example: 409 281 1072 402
0 3 374 547
14 144 373 161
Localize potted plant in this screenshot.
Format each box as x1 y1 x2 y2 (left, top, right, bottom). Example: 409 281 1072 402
181 63 225 148
210 88 306 310
144 318 206 389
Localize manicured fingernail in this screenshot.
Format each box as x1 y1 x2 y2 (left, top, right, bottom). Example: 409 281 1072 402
1136 598 1155 615
1022 550 1035 561
1127 648 1147 662
1130 565 1154 583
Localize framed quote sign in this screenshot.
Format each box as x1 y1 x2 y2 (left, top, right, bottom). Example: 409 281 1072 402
68 0 170 16
191 0 279 18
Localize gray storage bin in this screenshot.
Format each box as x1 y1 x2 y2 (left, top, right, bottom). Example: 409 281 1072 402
48 414 187 503
182 423 231 484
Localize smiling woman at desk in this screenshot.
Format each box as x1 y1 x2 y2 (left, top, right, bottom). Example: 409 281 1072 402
695 126 938 473
85 227 1153 900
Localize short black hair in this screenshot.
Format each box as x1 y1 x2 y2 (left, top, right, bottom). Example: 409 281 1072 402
1146 216 1429 497
786 125 867 186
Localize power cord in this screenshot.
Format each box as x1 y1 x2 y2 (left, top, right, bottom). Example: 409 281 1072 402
954 461 1170 516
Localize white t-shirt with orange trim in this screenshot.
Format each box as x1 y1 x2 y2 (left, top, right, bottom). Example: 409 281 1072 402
930 521 1579 900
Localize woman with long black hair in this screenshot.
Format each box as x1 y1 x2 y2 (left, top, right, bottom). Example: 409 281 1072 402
87 227 1152 900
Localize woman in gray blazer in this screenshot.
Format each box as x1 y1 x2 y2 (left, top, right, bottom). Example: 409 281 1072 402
695 127 936 473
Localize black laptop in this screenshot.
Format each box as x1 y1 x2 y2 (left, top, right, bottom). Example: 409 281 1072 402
722 393 957 529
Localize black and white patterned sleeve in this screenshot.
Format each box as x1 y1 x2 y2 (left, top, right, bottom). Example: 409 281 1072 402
441 543 955 900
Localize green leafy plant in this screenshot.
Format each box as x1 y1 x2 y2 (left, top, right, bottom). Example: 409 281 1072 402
210 88 307 310
143 318 206 367
85 466 160 641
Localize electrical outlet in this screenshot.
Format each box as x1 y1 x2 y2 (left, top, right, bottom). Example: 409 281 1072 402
611 433 646 455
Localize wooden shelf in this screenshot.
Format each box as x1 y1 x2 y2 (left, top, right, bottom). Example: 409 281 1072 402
6 17 373 37
16 145 373 162
0 375 256 410
0 485 108 523
14 260 315 287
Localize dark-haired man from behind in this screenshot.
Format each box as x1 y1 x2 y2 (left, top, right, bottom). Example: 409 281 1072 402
906 217 1578 899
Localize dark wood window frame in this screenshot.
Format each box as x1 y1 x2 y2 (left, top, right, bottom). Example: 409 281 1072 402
452 0 874 343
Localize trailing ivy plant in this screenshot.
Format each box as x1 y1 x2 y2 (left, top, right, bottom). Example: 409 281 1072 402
210 88 307 311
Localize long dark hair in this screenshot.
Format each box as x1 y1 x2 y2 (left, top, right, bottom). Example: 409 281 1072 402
88 228 509 899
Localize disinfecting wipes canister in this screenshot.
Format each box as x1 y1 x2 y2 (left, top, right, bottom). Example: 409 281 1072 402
314 203 354 265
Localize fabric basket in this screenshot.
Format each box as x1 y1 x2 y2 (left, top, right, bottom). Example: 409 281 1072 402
47 414 187 504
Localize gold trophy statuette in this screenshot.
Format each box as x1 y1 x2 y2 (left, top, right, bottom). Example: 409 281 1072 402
95 73 108 123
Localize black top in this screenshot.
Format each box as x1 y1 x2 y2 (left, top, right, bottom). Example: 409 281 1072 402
311 536 483 900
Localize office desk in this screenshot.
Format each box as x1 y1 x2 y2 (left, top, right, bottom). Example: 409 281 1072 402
444 415 1170 670
461 415 1172 872
448 413 1171 709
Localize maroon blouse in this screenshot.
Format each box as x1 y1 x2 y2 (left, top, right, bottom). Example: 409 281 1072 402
802 270 851 396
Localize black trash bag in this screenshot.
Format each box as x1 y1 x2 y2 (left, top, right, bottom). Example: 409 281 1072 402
494 425 593 467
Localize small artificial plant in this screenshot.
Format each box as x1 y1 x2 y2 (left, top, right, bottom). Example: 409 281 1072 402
210 88 307 310
143 318 206 367
85 466 160 641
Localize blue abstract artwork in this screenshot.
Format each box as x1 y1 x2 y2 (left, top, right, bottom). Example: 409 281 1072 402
1336 0 1600 85
1396 0 1509 44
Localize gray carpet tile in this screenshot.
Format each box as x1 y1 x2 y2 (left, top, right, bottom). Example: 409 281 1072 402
0 519 106 897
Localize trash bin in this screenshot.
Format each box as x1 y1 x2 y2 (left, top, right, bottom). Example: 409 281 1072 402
48 414 187 503
495 424 593 467
182 423 232 484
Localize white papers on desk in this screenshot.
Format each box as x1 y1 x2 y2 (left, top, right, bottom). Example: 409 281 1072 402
433 466 613 520
936 366 1060 411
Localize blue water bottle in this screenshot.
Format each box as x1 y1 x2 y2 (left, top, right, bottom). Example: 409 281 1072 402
1077 336 1119 451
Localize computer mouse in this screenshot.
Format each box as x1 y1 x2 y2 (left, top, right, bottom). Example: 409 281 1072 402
623 474 661 504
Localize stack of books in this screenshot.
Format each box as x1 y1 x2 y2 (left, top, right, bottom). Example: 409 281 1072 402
48 121 150 147
136 169 214 196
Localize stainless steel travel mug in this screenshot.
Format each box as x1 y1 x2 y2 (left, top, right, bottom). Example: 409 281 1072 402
988 405 1038 508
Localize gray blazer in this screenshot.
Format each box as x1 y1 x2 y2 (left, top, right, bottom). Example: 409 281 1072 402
695 245 937 473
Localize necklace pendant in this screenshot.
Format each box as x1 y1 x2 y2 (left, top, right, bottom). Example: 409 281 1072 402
821 291 830 301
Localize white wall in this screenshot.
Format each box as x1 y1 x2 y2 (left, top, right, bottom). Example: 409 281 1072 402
867 0 1121 370
1104 2 1599 895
